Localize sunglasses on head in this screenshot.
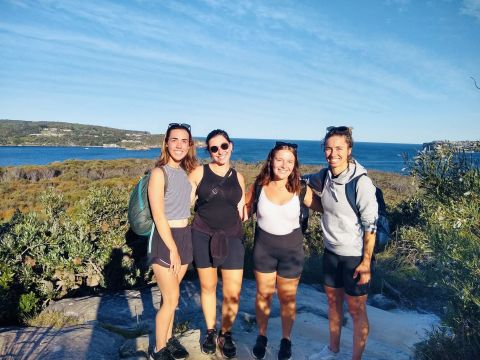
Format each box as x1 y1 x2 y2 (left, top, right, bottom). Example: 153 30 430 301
168 122 191 131
209 142 229 153
275 141 298 149
326 126 352 133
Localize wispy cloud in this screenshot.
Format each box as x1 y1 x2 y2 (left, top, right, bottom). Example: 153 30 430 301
1 0 479 141
460 0 480 21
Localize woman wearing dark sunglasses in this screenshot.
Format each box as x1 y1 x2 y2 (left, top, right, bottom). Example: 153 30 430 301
305 126 378 360
245 142 322 360
188 129 247 359
147 123 198 360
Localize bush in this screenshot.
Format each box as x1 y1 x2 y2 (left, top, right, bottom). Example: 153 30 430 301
410 150 480 359
0 185 148 325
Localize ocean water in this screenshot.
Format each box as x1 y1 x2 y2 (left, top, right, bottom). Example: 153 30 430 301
0 139 425 174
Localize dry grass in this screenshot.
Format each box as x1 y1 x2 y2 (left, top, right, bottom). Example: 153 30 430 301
26 311 83 328
0 159 416 221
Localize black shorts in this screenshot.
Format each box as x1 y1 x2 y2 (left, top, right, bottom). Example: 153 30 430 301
148 225 193 268
253 227 305 279
323 247 369 296
191 228 245 270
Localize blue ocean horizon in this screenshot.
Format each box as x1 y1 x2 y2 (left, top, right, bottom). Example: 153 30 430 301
0 139 425 174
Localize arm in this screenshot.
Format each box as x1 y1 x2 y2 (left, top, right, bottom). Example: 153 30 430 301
353 176 378 285
303 185 323 213
236 171 247 221
353 230 376 285
188 165 204 207
148 167 180 274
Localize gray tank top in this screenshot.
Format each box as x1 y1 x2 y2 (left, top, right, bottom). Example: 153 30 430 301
163 165 192 220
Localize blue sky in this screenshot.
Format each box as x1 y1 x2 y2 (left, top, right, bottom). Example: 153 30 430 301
1 0 479 143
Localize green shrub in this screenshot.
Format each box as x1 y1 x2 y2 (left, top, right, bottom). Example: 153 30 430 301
0 184 147 325
410 150 480 359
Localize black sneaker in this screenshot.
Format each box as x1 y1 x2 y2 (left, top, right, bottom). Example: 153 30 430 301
252 335 268 359
150 347 175 360
166 337 189 359
277 338 292 360
217 330 237 359
201 328 217 354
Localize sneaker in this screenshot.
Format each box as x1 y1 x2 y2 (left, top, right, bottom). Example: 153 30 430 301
166 337 189 359
217 330 237 359
277 338 292 360
201 328 217 355
252 335 268 359
150 346 175 360
307 345 339 360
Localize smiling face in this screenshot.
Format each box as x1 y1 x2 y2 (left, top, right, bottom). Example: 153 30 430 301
166 128 191 163
324 134 352 175
272 149 295 181
208 134 232 165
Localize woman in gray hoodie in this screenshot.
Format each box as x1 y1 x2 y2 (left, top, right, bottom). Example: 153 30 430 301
306 126 378 360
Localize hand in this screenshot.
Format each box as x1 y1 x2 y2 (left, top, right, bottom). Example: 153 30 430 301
169 249 181 276
353 261 371 285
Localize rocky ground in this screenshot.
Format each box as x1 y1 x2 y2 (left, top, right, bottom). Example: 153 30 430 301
0 279 438 360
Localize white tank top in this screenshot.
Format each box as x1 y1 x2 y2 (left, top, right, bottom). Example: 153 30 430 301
256 188 300 235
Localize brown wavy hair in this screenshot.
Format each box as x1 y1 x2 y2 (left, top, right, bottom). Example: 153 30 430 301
254 143 300 194
155 125 198 173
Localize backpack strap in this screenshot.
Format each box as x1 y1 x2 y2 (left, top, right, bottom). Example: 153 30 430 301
252 180 262 216
299 179 307 203
196 167 234 208
345 173 367 218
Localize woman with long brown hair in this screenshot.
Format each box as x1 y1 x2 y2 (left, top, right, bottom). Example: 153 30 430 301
247 141 321 360
148 123 198 360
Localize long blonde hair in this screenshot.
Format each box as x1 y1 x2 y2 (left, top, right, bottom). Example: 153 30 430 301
155 125 198 173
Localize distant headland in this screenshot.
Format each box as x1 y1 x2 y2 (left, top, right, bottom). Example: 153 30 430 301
0 119 205 149
422 140 480 153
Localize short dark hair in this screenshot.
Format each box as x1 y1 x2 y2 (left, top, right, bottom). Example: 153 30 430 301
206 129 232 147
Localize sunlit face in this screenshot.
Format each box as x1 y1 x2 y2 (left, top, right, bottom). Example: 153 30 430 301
208 135 232 165
167 128 191 162
272 149 295 181
324 135 351 174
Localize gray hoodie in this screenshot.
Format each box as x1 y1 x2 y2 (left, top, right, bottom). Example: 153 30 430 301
306 160 378 257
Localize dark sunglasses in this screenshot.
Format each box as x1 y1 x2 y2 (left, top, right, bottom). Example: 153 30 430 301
168 122 191 131
326 126 352 133
275 141 298 149
209 142 229 153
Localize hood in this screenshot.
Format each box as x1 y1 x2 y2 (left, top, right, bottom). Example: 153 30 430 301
330 159 367 185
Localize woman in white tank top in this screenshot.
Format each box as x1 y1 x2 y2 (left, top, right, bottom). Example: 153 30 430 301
245 141 322 360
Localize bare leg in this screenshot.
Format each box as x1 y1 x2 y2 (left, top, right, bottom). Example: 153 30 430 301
166 264 189 340
254 271 277 336
197 267 218 329
152 264 181 351
324 286 344 353
220 268 243 332
277 275 300 339
345 294 369 360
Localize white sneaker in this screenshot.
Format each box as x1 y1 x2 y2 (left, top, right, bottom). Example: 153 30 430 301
307 345 339 360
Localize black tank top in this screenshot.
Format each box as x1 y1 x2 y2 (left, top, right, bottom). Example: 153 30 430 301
196 164 242 229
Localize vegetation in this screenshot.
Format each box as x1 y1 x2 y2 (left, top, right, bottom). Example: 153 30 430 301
0 119 164 148
2 151 478 359
408 150 480 360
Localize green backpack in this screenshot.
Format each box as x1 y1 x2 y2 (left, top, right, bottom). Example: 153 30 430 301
128 167 167 236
